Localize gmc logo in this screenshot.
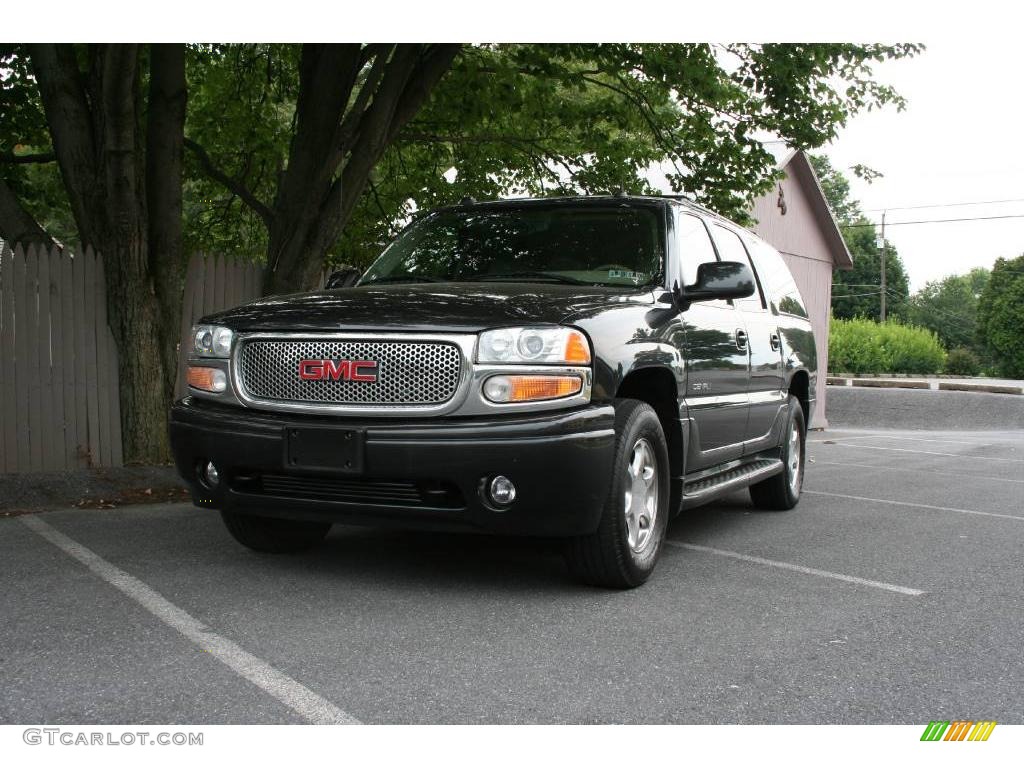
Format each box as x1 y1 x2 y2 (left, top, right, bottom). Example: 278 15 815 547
298 359 378 382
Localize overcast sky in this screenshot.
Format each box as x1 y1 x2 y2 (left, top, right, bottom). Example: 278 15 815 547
824 41 1024 290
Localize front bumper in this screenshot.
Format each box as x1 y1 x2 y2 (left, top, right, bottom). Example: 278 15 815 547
169 398 616 536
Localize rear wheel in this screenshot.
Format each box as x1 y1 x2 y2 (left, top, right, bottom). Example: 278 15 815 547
749 394 805 510
220 511 331 553
565 399 670 588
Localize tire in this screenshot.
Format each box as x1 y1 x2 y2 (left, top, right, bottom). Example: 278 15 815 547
565 399 670 588
220 511 331 553
749 395 806 511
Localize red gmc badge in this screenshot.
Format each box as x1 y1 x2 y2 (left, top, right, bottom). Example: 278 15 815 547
298 359 378 382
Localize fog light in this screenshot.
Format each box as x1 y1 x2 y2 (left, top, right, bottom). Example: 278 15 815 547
201 460 220 488
488 475 517 505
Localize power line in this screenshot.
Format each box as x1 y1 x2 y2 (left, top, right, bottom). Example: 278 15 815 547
843 214 1024 228
864 197 1024 213
831 290 883 298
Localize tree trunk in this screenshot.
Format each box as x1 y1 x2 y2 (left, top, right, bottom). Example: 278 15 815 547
146 44 188 401
29 43 186 465
264 206 345 295
102 236 172 463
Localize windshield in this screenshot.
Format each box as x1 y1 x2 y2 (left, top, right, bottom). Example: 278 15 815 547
359 205 664 288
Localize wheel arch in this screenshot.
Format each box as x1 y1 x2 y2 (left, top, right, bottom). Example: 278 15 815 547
788 368 810 424
615 366 684 480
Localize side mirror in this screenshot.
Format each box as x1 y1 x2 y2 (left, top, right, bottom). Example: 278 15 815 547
682 261 755 302
324 267 361 290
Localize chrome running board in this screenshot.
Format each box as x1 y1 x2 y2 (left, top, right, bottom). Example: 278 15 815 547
681 458 783 509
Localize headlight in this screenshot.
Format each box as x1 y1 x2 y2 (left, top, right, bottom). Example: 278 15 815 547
192 325 233 358
477 327 591 365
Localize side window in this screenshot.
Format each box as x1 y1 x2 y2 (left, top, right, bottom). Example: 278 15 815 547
710 224 766 311
675 212 719 288
748 241 809 318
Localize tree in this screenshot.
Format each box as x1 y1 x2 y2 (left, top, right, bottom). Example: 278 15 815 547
10 44 187 463
977 254 1024 378
185 44 461 293
184 44 922 280
906 268 990 354
809 154 910 321
2 43 921 462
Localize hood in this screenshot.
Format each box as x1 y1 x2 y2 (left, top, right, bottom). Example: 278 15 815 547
203 282 656 333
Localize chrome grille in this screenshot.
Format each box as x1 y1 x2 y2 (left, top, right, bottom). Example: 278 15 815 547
237 338 462 406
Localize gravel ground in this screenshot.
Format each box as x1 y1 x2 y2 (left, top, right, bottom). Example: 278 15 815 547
0 465 185 515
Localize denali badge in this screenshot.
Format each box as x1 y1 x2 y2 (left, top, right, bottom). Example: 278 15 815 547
298 359 378 382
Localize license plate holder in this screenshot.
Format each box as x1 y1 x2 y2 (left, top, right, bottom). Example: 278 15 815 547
284 426 365 474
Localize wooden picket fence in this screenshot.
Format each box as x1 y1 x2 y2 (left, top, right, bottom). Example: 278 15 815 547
0 245 284 473
174 253 266 399
0 243 122 472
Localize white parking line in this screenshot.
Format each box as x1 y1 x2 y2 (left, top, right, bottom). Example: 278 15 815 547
19 515 360 725
808 460 1024 485
810 434 1021 447
803 490 1024 522
814 443 1024 462
807 435 880 443
848 434 1021 447
665 540 924 596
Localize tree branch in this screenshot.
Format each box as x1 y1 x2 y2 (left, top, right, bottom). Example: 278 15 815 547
184 137 273 227
0 178 56 248
331 44 461 233
27 43 103 244
0 150 56 164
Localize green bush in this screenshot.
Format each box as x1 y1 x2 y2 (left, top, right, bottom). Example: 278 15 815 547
945 347 982 376
829 317 946 375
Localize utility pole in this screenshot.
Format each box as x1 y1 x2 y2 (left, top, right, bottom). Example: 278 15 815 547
878 211 887 322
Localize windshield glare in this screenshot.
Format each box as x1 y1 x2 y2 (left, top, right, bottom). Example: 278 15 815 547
360 206 664 288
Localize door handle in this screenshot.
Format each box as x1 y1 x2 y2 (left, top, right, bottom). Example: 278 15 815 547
735 329 748 351
770 333 781 351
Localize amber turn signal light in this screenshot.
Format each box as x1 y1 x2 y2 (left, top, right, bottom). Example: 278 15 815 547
187 366 227 393
563 330 591 365
483 374 583 403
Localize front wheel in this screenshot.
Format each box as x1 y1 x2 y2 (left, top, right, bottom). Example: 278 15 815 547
749 395 806 510
565 399 670 589
220 511 331 553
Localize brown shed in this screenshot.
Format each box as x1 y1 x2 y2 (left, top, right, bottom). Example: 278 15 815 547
748 149 853 428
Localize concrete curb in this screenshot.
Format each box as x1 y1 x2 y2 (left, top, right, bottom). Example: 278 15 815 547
826 376 1022 395
851 379 931 390
938 382 1024 395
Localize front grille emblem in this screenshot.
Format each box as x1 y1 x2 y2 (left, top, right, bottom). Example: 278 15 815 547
298 359 378 382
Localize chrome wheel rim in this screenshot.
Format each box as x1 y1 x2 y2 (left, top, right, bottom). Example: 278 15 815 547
624 438 658 553
787 422 803 497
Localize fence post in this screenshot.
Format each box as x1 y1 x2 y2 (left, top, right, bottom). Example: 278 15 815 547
0 245 16 472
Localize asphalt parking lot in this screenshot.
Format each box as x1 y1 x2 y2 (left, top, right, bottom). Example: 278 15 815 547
2 423 1022 725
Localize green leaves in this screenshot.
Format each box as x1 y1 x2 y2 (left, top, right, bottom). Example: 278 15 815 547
977 254 1024 378
907 268 991 354
829 317 946 375
3 42 922 273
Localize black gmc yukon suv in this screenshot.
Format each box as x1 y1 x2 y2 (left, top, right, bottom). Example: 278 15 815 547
170 196 816 588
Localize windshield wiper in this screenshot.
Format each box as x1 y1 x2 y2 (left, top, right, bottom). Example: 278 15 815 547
360 275 443 286
463 271 587 285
